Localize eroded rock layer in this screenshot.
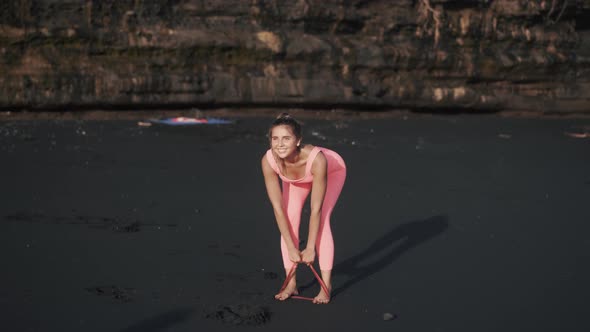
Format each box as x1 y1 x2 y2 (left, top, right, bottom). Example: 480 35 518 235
1 0 589 113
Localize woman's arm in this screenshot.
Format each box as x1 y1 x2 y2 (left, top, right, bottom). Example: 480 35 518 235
301 152 327 264
261 155 301 263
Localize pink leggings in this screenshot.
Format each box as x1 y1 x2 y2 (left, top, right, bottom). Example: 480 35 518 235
280 168 346 271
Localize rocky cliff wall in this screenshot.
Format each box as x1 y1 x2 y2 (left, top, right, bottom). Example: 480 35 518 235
1 0 589 113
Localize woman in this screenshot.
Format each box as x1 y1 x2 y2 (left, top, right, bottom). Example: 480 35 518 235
261 113 346 304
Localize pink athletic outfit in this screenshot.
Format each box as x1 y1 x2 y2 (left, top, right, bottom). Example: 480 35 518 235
265 146 346 270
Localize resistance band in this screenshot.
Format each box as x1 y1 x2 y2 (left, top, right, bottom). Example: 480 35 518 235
278 263 330 301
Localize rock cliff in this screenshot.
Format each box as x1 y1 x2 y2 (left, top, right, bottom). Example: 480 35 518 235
1 0 589 113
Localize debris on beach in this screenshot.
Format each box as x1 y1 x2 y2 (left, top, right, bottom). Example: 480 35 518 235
112 221 141 233
75 127 87 136
383 312 397 321
333 121 349 129
145 117 235 126
311 130 327 140
85 285 137 303
205 304 272 326
564 131 589 138
3 212 164 233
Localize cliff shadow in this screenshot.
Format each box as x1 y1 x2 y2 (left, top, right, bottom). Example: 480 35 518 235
300 215 449 298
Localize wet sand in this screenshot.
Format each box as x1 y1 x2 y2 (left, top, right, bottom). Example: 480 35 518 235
1 113 589 332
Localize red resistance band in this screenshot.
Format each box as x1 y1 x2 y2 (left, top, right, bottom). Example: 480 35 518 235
277 263 330 301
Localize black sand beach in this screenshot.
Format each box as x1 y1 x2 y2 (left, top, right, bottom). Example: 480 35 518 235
1 113 589 332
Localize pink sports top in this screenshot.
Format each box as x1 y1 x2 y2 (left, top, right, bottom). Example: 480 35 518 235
265 146 346 184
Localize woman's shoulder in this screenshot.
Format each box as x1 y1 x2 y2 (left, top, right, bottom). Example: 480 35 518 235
261 149 275 169
303 144 323 154
301 144 320 154
306 145 326 169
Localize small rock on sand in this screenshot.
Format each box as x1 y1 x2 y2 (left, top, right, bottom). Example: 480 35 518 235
383 312 397 321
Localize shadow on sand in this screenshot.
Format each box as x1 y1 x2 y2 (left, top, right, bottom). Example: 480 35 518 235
300 215 449 298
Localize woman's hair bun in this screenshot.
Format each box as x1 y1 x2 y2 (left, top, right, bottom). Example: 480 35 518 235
276 112 292 120
269 112 302 139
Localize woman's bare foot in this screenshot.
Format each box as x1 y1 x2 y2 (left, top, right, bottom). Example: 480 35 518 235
275 279 298 301
313 270 332 304
312 284 331 304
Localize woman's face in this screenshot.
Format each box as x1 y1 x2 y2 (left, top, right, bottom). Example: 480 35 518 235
270 125 301 159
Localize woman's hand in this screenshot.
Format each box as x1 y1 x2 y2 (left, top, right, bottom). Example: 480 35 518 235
288 248 302 263
300 248 316 265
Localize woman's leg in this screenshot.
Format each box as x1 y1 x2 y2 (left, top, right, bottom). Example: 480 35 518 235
280 182 311 269
314 168 346 303
276 182 311 300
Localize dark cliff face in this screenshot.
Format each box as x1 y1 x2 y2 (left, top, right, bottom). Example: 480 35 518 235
0 0 589 113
